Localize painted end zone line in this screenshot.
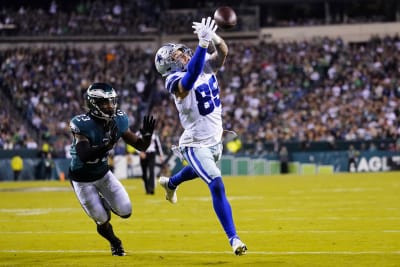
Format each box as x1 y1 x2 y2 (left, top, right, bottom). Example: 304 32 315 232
0 250 400 255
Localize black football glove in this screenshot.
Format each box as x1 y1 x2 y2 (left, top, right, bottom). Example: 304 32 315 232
140 115 156 137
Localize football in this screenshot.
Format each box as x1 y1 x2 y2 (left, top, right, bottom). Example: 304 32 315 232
213 6 237 30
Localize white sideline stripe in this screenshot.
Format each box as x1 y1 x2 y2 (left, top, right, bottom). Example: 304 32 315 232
1 230 400 234
273 217 400 220
247 207 400 212
0 250 399 255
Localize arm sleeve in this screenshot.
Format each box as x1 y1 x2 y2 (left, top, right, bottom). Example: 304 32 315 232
181 46 207 90
75 141 111 162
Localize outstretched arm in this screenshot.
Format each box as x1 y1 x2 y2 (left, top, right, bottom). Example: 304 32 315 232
122 115 156 151
180 46 207 91
175 17 218 99
208 33 228 73
121 130 149 151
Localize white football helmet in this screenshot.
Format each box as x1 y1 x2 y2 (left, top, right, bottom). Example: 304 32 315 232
154 43 193 77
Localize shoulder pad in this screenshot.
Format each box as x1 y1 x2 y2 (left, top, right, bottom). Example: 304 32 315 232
115 110 129 133
70 120 80 134
166 72 185 93
70 114 92 134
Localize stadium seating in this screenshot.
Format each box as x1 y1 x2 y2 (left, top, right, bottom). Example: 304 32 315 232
0 1 399 156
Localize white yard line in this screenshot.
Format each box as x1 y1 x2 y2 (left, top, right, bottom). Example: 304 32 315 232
0 250 399 255
0 230 399 234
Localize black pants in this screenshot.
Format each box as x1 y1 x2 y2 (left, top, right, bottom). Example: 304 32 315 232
348 158 357 172
140 152 156 194
280 161 288 174
44 167 52 180
13 170 21 181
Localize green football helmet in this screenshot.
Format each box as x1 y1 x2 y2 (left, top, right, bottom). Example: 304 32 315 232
86 83 117 120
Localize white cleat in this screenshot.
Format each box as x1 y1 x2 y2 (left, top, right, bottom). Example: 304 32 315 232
159 176 177 204
230 237 247 256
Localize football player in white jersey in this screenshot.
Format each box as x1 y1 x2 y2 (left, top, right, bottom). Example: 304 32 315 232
154 17 247 256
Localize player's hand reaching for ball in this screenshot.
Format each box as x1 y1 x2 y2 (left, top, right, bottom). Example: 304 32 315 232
192 17 218 48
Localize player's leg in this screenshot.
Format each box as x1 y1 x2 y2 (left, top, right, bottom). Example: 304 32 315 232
166 145 199 187
208 177 247 255
159 165 198 203
99 171 132 218
169 165 198 187
159 145 198 203
71 179 125 256
183 145 236 236
97 221 125 256
97 171 132 255
183 145 247 255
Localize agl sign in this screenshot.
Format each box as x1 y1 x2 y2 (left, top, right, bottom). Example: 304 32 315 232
354 156 391 172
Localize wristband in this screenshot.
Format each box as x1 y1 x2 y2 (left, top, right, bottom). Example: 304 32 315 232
199 39 210 48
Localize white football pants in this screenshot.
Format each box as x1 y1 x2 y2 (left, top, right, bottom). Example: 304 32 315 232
71 170 132 225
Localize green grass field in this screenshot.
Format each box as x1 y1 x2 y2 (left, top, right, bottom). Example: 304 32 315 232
0 172 399 267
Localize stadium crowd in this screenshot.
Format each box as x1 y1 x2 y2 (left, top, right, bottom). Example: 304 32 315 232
1 34 400 155
0 0 396 36
0 0 226 36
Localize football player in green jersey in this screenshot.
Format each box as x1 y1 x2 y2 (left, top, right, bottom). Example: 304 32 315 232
68 83 156 256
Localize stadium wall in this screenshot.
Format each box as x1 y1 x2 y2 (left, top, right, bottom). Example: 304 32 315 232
1 151 399 181
260 22 400 43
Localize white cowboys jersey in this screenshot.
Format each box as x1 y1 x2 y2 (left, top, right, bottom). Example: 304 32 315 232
165 68 223 147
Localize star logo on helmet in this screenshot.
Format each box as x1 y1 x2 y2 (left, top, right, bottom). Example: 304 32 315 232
156 54 163 63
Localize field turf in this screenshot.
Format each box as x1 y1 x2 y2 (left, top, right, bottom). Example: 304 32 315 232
0 172 399 266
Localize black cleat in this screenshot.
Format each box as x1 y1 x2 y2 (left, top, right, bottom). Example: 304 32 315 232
111 240 126 256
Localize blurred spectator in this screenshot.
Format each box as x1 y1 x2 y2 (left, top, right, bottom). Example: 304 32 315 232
279 146 289 174
10 154 23 181
226 137 242 154
348 145 360 172
25 137 38 149
43 152 54 180
136 131 164 195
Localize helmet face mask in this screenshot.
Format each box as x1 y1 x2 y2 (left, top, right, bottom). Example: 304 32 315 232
155 43 193 77
86 83 117 120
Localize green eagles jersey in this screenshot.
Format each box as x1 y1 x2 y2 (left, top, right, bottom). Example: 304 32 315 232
68 110 129 182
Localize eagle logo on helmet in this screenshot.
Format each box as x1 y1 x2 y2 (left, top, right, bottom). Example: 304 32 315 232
86 83 118 120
